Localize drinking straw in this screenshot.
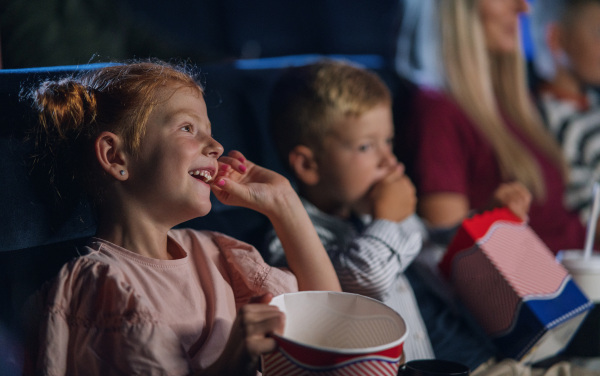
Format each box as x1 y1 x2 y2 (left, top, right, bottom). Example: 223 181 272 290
584 181 600 260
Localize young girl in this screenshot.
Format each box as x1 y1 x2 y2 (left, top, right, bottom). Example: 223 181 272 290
25 60 340 375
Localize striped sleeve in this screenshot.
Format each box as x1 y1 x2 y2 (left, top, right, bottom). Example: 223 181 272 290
538 92 600 224
333 216 424 301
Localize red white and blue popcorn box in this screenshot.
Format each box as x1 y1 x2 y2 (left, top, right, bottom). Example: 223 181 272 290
440 208 593 364
262 291 408 376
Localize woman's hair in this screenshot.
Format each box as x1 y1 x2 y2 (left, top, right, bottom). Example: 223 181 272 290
398 0 566 199
269 59 391 168
28 60 202 216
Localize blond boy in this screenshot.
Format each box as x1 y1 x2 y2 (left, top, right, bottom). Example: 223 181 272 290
265 60 435 361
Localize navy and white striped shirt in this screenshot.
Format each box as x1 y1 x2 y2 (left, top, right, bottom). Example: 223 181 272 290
537 89 600 224
266 198 435 361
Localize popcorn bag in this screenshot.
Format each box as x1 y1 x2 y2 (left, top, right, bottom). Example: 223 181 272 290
262 291 408 376
440 208 593 363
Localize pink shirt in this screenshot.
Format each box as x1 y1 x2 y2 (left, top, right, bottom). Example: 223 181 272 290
31 228 298 375
406 88 585 253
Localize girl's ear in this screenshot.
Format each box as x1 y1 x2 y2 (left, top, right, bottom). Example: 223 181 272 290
95 131 128 180
289 145 320 186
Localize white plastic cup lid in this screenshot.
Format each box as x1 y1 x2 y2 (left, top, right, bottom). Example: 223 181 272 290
558 250 600 273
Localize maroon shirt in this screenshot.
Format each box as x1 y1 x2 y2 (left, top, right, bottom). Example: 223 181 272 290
406 88 585 253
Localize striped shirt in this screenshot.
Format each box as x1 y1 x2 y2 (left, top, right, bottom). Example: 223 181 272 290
265 198 435 361
537 88 600 224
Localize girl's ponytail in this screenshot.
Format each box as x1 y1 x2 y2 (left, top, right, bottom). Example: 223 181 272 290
33 78 97 142
28 78 98 224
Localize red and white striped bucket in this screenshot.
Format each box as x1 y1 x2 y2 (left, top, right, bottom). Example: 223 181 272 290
262 291 408 376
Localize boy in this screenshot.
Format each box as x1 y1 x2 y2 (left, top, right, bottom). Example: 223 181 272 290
531 0 600 228
265 59 435 361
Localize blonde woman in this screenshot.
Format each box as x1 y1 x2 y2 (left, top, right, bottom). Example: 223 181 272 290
397 0 585 253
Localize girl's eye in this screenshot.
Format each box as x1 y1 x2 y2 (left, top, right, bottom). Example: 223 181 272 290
358 143 373 152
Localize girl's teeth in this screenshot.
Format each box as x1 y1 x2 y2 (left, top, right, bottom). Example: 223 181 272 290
199 171 212 182
189 169 212 182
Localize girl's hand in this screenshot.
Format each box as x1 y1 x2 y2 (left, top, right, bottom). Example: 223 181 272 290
203 293 284 376
489 182 532 220
213 150 341 292
210 150 293 216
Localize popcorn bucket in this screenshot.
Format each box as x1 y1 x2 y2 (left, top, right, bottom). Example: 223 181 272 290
441 208 593 364
262 291 408 376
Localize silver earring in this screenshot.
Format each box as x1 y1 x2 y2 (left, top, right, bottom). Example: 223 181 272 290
120 170 126 176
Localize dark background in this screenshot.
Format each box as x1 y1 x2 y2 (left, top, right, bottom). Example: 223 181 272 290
1 0 403 69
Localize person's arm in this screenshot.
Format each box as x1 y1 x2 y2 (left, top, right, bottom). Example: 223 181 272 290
420 182 531 229
335 163 422 300
419 192 470 228
333 215 424 300
266 208 424 301
211 150 340 292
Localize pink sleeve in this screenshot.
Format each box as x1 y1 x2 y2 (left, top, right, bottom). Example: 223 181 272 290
33 259 191 376
410 89 470 196
212 234 298 308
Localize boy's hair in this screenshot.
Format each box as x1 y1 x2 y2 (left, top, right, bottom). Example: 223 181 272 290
269 60 391 168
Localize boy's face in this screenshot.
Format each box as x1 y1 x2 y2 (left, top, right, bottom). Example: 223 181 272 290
311 103 398 215
561 3 600 86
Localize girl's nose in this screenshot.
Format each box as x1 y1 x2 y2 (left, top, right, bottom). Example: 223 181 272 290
204 137 224 159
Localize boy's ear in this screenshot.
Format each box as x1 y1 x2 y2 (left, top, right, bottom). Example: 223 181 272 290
289 145 320 186
95 131 129 180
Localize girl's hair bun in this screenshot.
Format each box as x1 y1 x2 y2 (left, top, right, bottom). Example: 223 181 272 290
33 78 97 140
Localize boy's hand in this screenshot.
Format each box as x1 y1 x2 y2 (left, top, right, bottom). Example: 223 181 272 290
489 182 532 220
210 150 294 216
204 293 285 376
368 164 417 222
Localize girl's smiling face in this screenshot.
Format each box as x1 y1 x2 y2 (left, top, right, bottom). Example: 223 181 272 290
478 0 529 54
126 84 224 226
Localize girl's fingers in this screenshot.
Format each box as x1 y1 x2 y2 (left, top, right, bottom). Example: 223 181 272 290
226 149 246 161
218 156 247 174
239 304 286 357
241 305 285 333
218 150 249 172
211 177 244 201
247 337 278 355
